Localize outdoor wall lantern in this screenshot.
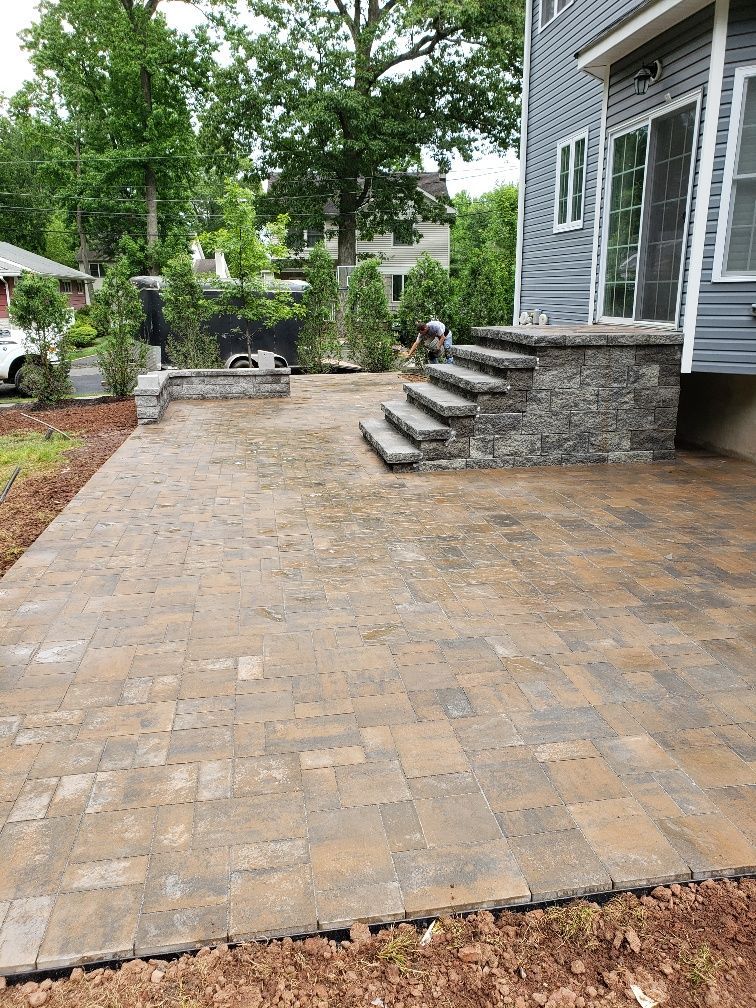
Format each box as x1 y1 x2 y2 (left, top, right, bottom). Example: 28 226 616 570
634 60 663 95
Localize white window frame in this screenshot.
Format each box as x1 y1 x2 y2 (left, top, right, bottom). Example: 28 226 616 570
553 129 589 233
598 89 702 328
539 0 575 31
391 274 405 302
60 280 72 294
712 64 756 282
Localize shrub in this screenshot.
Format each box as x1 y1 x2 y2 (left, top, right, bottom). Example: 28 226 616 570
8 271 73 406
67 321 99 350
395 253 452 343
298 242 340 373
91 257 148 397
162 254 219 369
346 258 395 372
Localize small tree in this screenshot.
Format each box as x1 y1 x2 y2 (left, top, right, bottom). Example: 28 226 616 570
345 258 395 372
162 254 219 369
209 182 301 364
396 253 453 347
91 257 148 397
452 247 514 341
8 271 73 405
298 242 340 374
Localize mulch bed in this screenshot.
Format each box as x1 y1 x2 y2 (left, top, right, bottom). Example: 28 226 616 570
2 880 754 1007
0 399 137 575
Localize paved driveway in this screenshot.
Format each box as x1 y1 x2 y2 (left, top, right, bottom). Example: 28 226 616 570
0 374 754 973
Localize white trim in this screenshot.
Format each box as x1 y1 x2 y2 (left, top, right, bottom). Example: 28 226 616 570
539 0 575 32
681 0 730 371
553 129 589 233
577 0 712 78
587 70 610 323
712 63 756 282
513 0 533 322
598 89 702 326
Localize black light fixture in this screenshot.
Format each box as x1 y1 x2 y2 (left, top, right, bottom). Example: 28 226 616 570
634 60 663 95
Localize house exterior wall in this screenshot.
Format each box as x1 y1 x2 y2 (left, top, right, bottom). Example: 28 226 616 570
0 275 88 319
693 0 756 373
519 0 756 380
599 5 714 327
323 223 452 305
518 0 647 324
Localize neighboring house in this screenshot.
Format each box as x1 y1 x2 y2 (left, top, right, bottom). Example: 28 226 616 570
516 0 756 458
0 241 93 318
80 239 230 291
274 173 455 308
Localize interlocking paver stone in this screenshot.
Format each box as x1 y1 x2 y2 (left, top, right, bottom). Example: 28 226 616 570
0 377 753 971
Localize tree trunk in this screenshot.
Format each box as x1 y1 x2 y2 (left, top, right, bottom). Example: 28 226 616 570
74 137 90 274
140 63 159 256
337 210 357 267
144 163 159 250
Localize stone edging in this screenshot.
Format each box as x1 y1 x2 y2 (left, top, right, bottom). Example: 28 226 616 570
134 368 291 424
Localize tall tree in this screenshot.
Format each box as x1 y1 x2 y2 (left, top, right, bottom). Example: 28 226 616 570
209 0 523 265
450 183 518 336
21 0 220 270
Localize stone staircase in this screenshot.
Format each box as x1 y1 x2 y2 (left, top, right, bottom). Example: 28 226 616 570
359 325 683 471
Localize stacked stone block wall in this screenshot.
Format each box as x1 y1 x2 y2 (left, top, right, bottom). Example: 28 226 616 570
134 368 291 424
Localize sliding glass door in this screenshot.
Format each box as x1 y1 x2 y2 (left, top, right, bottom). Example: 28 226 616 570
601 100 698 324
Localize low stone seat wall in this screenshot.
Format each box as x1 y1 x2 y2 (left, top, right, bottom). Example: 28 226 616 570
134 367 291 424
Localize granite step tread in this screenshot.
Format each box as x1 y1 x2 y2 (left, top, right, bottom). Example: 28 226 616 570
425 363 510 395
381 399 453 441
454 345 538 370
359 417 423 464
404 381 479 418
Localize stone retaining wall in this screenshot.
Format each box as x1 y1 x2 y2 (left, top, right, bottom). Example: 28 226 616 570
134 368 291 424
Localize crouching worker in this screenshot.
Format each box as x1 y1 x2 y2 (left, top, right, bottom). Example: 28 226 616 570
403 319 454 365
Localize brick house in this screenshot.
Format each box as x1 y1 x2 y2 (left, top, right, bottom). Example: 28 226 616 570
0 241 94 319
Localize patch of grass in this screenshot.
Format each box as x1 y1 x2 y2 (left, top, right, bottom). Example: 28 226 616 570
71 337 107 360
679 943 724 988
546 902 599 948
0 431 81 485
376 929 422 975
604 893 647 935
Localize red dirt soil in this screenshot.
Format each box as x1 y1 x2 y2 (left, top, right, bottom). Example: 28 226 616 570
0 400 137 575
1 880 754 1008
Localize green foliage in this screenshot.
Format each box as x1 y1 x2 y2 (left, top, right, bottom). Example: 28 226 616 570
44 210 78 269
8 272 73 406
298 242 340 374
14 0 223 264
208 183 301 363
450 184 518 337
346 259 395 372
208 0 524 264
396 253 453 342
162 254 220 369
67 320 99 350
91 257 148 396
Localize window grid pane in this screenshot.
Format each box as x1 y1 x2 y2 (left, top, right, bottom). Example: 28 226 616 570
558 145 570 225
603 127 648 318
726 77 756 274
571 137 586 221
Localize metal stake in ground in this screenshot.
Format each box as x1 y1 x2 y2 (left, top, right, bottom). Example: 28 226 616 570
16 412 71 439
0 465 21 504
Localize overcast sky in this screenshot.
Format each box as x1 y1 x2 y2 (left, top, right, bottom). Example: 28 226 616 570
0 0 519 198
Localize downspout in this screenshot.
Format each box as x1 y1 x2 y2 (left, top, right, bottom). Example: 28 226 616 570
681 0 730 372
513 0 533 323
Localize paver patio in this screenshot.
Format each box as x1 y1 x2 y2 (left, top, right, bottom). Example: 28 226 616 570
0 373 754 974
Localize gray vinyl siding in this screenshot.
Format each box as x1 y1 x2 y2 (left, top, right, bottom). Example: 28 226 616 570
520 0 647 323
693 0 756 373
599 5 714 326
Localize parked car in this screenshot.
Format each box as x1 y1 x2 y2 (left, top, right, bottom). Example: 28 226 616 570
0 325 28 391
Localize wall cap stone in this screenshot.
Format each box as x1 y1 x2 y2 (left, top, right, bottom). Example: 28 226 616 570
474 325 684 348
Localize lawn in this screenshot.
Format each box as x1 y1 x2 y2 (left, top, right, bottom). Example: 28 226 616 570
0 430 82 487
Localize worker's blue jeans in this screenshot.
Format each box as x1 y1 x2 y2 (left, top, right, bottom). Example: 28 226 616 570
429 334 454 364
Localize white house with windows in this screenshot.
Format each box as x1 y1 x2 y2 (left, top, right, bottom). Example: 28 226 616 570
516 0 756 459
275 173 455 309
